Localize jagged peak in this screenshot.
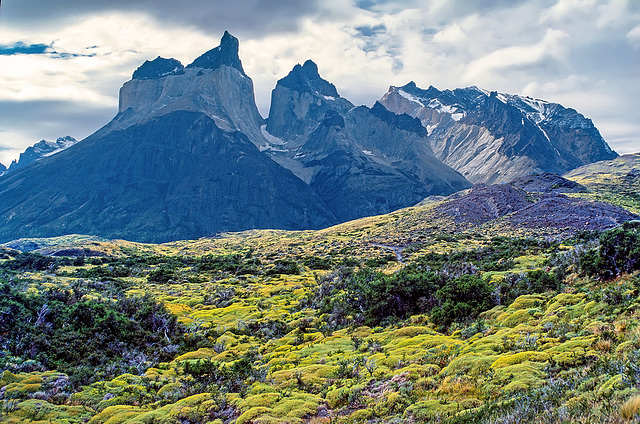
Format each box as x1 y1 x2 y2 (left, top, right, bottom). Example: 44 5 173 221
186 31 246 76
132 57 184 80
370 102 427 135
397 82 442 99
278 59 340 98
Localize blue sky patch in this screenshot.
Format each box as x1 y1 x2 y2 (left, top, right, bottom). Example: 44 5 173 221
0 42 51 56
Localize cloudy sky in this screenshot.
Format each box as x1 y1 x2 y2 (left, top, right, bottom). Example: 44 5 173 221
0 0 638 166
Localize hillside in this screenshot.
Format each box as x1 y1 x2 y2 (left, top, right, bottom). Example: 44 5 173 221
1 171 640 423
564 153 640 214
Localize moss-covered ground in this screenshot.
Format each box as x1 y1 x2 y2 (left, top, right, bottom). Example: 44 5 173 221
1 214 640 423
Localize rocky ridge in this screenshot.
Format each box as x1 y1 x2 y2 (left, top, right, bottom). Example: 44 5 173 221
379 82 617 184
265 61 472 221
0 136 78 176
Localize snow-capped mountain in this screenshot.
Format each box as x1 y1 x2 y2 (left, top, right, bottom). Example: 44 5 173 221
379 83 616 184
2 136 78 175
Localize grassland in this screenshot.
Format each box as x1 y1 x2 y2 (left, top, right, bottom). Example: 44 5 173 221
1 162 640 423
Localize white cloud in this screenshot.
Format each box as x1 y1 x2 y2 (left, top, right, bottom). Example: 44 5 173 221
628 25 640 47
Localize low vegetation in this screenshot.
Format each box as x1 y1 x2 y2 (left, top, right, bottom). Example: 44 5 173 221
1 219 640 423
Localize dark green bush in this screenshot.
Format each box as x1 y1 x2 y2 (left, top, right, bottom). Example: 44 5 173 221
266 259 300 275
579 222 640 279
0 280 183 388
431 274 494 328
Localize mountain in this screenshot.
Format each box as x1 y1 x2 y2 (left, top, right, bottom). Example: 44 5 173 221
0 32 336 243
0 136 78 175
265 60 472 221
379 82 618 184
0 32 621 243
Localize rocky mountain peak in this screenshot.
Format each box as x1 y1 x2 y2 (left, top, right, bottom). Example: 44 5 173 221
132 57 184 80
369 102 426 136
278 59 340 98
3 136 79 174
187 30 245 76
379 81 617 184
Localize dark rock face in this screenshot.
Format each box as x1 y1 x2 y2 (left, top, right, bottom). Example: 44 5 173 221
265 62 472 222
6 136 78 173
0 111 336 243
132 57 184 80
509 173 586 194
266 60 354 142
278 60 340 98
433 182 638 234
379 82 618 184
187 31 246 76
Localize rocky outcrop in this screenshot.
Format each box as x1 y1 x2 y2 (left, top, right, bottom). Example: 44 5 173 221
434 184 532 225
432 182 638 233
186 31 246 76
265 62 471 221
509 173 586 194
379 82 617 184
109 31 266 149
132 57 184 80
506 195 638 232
266 60 354 143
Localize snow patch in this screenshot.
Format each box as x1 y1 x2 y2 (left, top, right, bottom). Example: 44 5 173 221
451 113 464 121
323 95 336 101
362 150 375 156
398 90 425 106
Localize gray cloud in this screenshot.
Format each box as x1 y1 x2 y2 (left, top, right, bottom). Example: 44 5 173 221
2 0 321 37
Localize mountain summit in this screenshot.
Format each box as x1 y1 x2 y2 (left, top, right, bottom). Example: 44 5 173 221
186 31 246 76
379 83 617 183
0 33 336 243
0 33 619 243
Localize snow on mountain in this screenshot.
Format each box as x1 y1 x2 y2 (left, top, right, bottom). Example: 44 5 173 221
379 82 617 184
4 136 79 174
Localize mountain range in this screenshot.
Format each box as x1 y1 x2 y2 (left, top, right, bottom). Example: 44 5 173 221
0 32 618 243
0 136 77 177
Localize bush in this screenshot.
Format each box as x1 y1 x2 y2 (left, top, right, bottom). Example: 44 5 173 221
266 259 300 275
0 280 184 388
431 274 494 328
579 222 640 279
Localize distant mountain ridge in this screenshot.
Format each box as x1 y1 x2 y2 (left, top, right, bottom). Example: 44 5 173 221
0 136 78 176
0 32 619 243
379 82 616 184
